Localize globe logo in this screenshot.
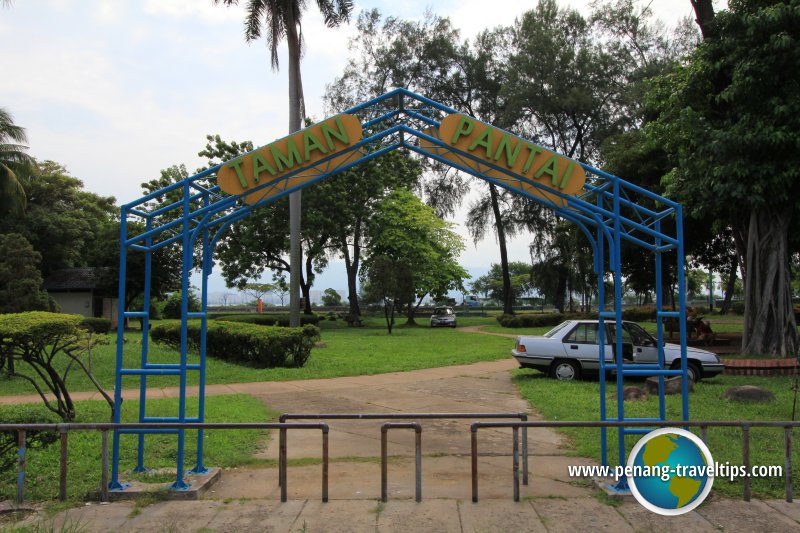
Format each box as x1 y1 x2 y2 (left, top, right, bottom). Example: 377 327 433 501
627 427 715 515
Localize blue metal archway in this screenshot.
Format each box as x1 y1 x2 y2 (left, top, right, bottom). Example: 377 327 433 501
110 89 690 492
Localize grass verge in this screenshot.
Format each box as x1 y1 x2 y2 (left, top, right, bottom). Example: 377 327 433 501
513 369 800 499
0 394 274 502
0 317 511 397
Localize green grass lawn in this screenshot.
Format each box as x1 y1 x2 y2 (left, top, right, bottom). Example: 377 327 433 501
513 369 800 499
0 395 274 502
0 317 511 397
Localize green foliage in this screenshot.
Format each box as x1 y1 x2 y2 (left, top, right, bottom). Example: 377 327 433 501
472 262 535 304
0 406 60 480
0 312 113 421
496 312 588 328
321 288 342 307
79 317 112 334
0 107 32 217
620 306 657 322
214 313 321 327
0 160 116 277
367 189 469 311
360 255 414 334
647 0 800 356
0 233 55 313
150 320 320 368
162 290 201 319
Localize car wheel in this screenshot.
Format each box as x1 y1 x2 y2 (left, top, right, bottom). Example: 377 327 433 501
551 360 581 381
670 361 702 382
687 362 702 383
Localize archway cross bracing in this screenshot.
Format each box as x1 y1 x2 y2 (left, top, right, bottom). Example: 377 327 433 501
111 88 689 492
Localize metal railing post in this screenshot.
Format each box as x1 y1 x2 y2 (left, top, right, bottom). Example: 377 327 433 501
16 429 25 505
380 422 422 502
279 427 287 502
101 430 109 503
512 427 520 502
322 426 329 503
785 426 793 503
742 424 751 501
471 424 478 503
59 428 68 501
521 413 529 486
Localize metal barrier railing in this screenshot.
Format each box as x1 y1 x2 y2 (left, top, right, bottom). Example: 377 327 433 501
279 412 530 485
6 418 796 505
1 422 328 505
381 422 422 502
470 419 799 503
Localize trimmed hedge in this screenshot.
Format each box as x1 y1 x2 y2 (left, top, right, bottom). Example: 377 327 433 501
150 320 320 368
80 317 112 334
496 313 591 328
211 313 321 327
621 307 657 322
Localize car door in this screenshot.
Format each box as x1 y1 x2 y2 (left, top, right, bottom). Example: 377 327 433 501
562 323 609 370
624 322 660 364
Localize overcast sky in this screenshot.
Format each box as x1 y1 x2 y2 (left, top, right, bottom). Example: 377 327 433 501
0 0 724 297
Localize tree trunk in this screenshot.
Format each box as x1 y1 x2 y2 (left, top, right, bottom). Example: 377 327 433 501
553 269 568 313
489 184 514 314
720 255 737 315
340 230 362 323
287 4 304 328
742 209 798 357
300 251 314 315
691 0 716 39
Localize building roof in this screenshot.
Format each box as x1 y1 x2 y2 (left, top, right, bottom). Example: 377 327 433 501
43 268 99 291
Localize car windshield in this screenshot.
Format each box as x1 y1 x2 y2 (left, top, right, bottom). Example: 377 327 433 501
433 308 453 316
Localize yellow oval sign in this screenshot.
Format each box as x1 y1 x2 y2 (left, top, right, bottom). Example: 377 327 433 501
419 114 586 207
217 114 363 205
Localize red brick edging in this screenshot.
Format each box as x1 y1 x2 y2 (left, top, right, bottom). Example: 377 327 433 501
721 357 798 376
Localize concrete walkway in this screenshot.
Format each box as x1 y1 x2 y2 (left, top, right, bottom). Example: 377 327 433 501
4 359 800 532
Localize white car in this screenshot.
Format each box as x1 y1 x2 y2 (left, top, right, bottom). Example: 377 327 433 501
511 320 723 382
430 306 457 328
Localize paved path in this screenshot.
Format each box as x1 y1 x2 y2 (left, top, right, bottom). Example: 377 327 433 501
5 360 800 532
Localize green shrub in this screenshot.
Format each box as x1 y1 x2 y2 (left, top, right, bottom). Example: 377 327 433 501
731 301 745 315
496 313 590 328
150 321 320 368
212 313 321 327
80 317 112 334
162 290 201 319
0 407 60 479
0 312 113 421
621 307 657 322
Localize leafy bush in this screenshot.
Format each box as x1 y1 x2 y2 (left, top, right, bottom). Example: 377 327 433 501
621 307 657 322
731 301 745 315
150 320 320 368
212 313 321 327
0 407 60 479
0 312 113 421
496 313 590 328
80 317 112 334
162 290 201 319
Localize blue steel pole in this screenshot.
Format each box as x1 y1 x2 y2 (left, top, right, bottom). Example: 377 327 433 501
172 183 191 491
676 205 689 421
655 220 666 421
135 218 153 472
110 210 129 490
191 202 211 475
597 194 608 467
613 180 626 471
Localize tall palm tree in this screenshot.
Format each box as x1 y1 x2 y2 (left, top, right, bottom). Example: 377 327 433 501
215 0 353 326
0 107 31 217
